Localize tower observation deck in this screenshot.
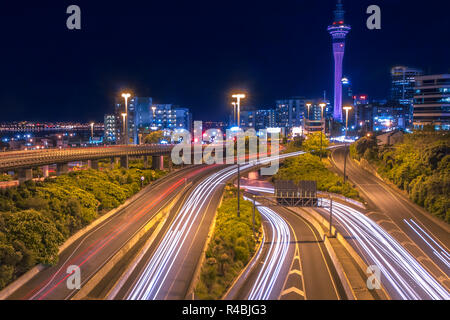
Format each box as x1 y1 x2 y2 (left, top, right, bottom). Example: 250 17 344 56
327 0 351 122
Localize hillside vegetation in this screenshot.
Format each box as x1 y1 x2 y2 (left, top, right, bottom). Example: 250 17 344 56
274 153 360 200
351 131 450 223
0 163 165 289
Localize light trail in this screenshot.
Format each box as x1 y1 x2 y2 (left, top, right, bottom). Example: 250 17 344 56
244 198 291 300
322 199 449 300
404 219 450 270
241 185 449 300
127 151 305 300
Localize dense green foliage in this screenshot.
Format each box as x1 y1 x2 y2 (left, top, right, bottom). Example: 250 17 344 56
195 184 262 299
143 130 164 144
352 132 450 222
0 165 166 289
274 153 360 199
0 174 12 182
302 132 330 158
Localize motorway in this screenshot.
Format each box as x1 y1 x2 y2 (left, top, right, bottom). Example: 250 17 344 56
109 152 306 300
229 195 345 300
241 184 449 300
7 165 219 300
331 147 450 293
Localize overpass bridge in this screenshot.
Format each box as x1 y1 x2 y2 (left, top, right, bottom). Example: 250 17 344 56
0 145 174 183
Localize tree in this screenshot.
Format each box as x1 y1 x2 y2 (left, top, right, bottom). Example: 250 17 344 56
302 132 329 157
144 131 164 144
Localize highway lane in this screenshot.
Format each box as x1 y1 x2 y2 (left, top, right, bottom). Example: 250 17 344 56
231 197 343 300
7 165 217 300
243 185 449 300
317 199 449 300
331 147 450 290
111 151 306 300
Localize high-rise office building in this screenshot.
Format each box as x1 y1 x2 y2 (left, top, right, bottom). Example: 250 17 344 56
413 74 450 130
275 97 306 130
104 114 116 144
255 109 276 130
150 104 192 132
391 66 423 105
328 0 351 122
391 66 423 127
113 97 192 144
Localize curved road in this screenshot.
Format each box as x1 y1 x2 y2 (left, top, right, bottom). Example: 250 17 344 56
331 147 450 292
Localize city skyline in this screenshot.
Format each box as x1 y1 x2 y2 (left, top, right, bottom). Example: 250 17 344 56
1 0 449 123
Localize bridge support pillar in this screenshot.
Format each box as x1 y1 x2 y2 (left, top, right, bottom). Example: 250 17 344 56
152 155 164 170
57 163 69 176
18 168 33 184
88 160 99 170
143 156 149 169
120 155 129 169
42 165 49 178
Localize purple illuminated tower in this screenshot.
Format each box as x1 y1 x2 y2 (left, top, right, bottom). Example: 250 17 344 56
327 0 351 122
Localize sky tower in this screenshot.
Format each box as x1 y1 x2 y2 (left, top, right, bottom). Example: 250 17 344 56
327 0 351 122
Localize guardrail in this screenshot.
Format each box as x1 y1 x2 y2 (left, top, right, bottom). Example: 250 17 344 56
0 144 174 171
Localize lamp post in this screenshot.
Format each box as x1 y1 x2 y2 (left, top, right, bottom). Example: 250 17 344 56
306 103 311 133
121 113 127 133
343 106 352 183
151 105 156 128
232 94 246 128
232 102 237 126
90 122 94 144
121 93 131 145
319 103 326 160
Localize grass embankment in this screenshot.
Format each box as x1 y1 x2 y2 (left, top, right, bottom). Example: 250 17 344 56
274 153 360 200
0 159 166 289
195 184 262 300
351 131 449 223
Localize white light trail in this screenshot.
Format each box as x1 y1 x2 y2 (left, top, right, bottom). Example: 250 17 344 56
127 151 305 300
244 198 291 300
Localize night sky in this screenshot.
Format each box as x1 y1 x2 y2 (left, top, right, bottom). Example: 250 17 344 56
1 0 449 122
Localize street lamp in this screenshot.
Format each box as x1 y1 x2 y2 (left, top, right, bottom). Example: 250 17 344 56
343 105 352 184
319 103 326 160
231 102 237 126
232 94 246 128
90 122 94 143
151 105 157 128
121 113 127 140
343 106 352 138
232 93 246 218
121 93 131 145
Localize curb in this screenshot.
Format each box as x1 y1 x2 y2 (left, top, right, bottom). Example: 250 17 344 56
289 207 356 300
297 207 390 300
184 192 223 300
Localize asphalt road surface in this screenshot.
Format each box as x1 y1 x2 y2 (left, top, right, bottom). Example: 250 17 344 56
331 147 450 294
8 165 216 300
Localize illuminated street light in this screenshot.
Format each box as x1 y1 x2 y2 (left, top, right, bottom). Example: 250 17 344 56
319 103 327 161
343 105 352 138
319 103 326 133
232 102 237 126
151 105 157 128
232 93 245 219
306 103 312 120
232 94 246 128
121 113 127 139
90 122 94 143
343 105 352 184
121 93 131 145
